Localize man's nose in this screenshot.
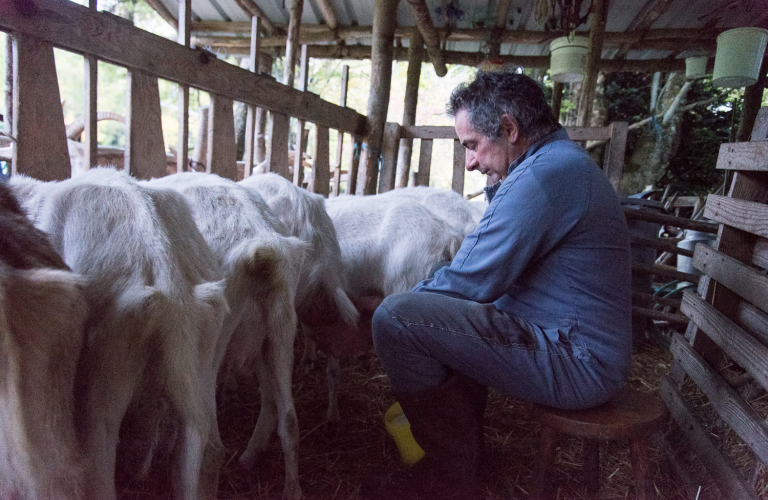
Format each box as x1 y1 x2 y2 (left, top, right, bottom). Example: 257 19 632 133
465 150 478 171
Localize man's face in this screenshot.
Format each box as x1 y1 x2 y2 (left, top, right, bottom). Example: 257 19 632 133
454 109 526 184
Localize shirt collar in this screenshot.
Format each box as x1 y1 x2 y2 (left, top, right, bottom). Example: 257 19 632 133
483 126 567 202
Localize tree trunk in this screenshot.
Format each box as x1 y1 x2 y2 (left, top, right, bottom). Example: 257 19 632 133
621 73 689 195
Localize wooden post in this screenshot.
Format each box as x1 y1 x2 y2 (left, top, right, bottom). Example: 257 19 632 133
191 106 208 170
283 0 304 87
11 34 70 180
206 95 238 180
293 44 309 186
378 122 401 192
176 0 191 173
4 34 12 134
268 112 291 179
406 0 447 77
347 135 361 195
576 0 609 127
332 64 350 195
736 57 768 142
83 0 98 172
126 70 167 179
255 54 272 163
310 125 330 197
243 15 261 179
603 121 628 192
414 138 432 186
357 0 400 195
395 28 423 189
315 0 338 30
451 138 465 194
551 80 564 121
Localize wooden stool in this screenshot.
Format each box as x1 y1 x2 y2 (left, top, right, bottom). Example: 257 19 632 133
533 387 667 500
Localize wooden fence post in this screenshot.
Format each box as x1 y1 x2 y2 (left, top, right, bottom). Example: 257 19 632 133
126 70 167 179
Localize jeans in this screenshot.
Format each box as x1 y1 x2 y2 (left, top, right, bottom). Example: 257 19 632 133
372 292 624 410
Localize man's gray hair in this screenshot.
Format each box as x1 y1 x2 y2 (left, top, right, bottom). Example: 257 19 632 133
447 72 560 144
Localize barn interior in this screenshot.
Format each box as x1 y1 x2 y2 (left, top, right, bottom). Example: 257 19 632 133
2 0 768 498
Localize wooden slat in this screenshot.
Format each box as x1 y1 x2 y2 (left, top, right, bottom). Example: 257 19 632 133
753 238 768 271
692 245 768 314
400 125 456 139
242 15 261 179
206 95 237 180
623 207 719 233
311 125 330 197
632 306 689 324
659 375 759 500
83 54 98 172
602 121 627 192
125 70 166 180
631 261 700 284
669 332 768 466
11 34 71 180
630 235 692 257
704 194 768 239
565 126 612 141
716 141 768 172
0 0 368 135
734 299 768 347
347 135 361 196
293 125 308 186
414 138 432 187
681 290 768 391
378 122 401 193
176 0 191 175
267 112 291 180
452 138 465 195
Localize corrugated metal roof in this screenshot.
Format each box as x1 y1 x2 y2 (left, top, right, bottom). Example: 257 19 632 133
158 0 768 62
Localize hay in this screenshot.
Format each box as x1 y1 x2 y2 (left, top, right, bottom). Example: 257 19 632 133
116 331 763 499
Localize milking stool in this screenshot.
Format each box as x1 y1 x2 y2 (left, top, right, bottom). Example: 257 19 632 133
533 387 667 500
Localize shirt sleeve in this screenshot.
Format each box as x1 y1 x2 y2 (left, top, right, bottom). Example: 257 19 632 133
411 151 588 302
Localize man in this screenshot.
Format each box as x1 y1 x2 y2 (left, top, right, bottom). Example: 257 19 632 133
364 72 632 500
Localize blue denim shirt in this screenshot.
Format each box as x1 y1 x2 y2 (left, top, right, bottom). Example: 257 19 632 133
412 128 632 375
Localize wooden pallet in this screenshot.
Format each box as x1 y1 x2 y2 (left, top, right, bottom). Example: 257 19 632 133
661 113 768 500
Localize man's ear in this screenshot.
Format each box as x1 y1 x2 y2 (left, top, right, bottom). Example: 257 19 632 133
500 114 520 144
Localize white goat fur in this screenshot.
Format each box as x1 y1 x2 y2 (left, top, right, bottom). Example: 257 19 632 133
10 168 229 500
377 186 486 237
325 194 465 298
147 171 308 500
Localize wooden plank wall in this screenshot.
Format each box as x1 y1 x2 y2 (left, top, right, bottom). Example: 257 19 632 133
662 120 768 499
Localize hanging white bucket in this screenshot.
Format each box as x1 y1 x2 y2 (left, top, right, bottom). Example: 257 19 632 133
685 56 708 80
549 36 589 83
713 27 768 88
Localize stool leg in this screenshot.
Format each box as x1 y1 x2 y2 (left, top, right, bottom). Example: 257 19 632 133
583 439 600 493
630 436 654 500
534 426 558 500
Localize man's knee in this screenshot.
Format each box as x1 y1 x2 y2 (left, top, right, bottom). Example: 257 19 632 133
372 293 413 352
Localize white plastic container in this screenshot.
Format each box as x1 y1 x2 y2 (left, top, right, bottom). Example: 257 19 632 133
549 36 589 83
685 56 708 80
677 229 717 277
713 27 768 88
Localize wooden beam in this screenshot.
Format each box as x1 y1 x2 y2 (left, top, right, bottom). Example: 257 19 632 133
283 0 304 88
0 0 368 136
332 64 350 195
736 57 768 142
11 34 70 180
315 0 338 30
347 135 361 195
705 194 768 239
406 0 447 77
176 0 191 174
716 142 768 171
577 0 609 127
495 0 513 28
613 0 675 59
691 245 768 314
230 0 278 35
126 70 167 179
395 27 423 189
358 0 399 195
83 53 98 172
551 80 564 121
143 0 178 31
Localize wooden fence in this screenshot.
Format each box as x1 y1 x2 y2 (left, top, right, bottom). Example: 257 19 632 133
0 0 366 186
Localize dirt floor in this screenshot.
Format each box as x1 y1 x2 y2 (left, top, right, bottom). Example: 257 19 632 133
117 329 766 500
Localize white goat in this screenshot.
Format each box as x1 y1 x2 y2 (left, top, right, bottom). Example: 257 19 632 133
147 171 308 500
11 168 229 500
